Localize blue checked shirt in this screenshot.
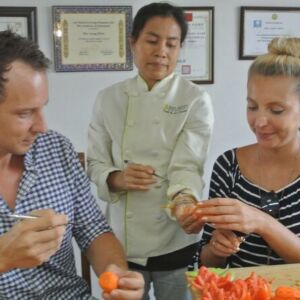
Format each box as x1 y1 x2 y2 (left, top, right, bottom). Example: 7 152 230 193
0 130 112 300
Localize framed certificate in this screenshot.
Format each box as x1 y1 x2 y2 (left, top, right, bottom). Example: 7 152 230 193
239 6 300 60
0 6 37 41
52 6 133 72
176 7 214 84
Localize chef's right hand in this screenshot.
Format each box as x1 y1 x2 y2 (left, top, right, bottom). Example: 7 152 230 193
0 209 67 272
108 163 157 192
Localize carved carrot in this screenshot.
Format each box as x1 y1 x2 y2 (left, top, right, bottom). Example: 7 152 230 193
98 271 119 293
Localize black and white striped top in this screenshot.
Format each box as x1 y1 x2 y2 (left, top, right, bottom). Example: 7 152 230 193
201 149 300 267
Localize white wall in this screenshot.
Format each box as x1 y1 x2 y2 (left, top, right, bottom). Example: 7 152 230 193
3 0 300 298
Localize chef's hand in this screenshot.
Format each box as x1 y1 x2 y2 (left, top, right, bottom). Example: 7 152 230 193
173 194 204 234
107 163 157 192
0 209 67 272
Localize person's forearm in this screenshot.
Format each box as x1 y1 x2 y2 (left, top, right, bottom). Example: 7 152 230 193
86 232 128 277
257 215 300 263
200 244 227 268
0 256 9 273
0 238 9 273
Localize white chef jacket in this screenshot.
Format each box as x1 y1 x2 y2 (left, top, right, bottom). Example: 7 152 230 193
87 72 214 266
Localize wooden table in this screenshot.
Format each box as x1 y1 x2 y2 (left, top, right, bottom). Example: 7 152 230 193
189 263 300 300
233 263 300 288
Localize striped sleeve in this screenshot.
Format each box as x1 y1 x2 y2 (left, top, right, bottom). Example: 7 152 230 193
209 149 237 199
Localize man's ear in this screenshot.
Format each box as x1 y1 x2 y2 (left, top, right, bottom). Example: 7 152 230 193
129 37 135 51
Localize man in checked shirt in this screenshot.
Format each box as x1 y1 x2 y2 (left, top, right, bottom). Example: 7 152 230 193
0 30 144 300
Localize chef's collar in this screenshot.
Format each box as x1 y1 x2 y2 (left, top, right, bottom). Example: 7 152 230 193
136 72 175 93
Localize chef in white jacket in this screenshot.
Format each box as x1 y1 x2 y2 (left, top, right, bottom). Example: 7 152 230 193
87 3 214 300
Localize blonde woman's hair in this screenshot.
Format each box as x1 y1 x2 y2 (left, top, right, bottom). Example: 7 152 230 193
248 37 300 95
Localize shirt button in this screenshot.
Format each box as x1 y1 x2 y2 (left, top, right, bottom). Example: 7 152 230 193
127 212 133 219
127 121 135 127
151 151 159 157
124 150 131 157
155 214 163 220
153 118 160 124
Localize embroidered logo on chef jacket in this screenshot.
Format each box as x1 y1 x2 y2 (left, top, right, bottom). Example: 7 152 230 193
163 104 188 114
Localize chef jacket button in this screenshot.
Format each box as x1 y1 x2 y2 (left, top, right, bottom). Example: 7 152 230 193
153 118 160 124
155 214 163 220
154 184 162 189
127 121 135 127
124 150 131 156
151 151 159 157
159 92 166 97
127 212 133 219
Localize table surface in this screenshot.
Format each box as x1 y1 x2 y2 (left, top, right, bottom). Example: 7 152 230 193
232 263 300 288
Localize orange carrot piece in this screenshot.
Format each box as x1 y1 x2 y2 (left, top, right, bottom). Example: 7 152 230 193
254 287 271 300
275 286 300 299
98 271 119 293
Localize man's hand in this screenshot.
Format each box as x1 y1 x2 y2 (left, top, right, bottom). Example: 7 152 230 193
101 264 144 300
0 209 67 272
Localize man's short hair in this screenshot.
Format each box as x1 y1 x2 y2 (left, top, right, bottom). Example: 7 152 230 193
0 30 50 101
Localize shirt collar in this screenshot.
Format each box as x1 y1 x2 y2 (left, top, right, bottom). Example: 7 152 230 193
137 72 175 92
23 134 42 172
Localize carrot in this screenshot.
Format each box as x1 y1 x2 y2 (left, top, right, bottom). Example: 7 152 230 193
254 287 271 300
98 271 119 293
274 286 300 299
190 266 274 300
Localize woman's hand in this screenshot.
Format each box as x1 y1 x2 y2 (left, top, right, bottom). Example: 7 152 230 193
207 229 241 258
195 198 268 235
107 163 157 192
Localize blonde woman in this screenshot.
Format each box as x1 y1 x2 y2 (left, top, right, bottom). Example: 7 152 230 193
197 38 300 268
